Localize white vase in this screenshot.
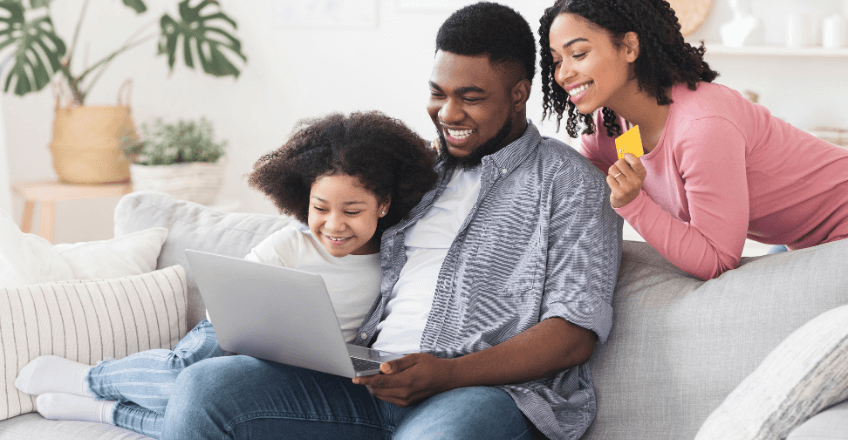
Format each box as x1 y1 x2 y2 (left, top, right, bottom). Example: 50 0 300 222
720 0 762 47
129 160 227 205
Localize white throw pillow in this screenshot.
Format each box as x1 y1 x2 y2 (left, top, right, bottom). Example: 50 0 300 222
0 209 168 287
0 210 74 287
0 266 188 421
695 304 848 440
54 227 168 280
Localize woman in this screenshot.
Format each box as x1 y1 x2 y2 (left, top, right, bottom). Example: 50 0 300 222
539 0 848 280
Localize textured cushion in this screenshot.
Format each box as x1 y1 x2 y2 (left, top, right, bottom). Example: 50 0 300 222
695 305 848 439
787 399 848 440
0 266 188 421
0 412 151 440
114 191 295 328
582 238 848 440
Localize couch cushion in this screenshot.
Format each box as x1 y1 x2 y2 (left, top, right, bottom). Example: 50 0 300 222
582 239 848 440
114 191 296 328
0 413 151 440
787 399 848 440
1 266 187 421
695 304 848 440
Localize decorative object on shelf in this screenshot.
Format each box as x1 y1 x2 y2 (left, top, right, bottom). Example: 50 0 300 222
121 117 227 205
0 0 246 184
667 0 713 37
807 127 848 149
786 12 812 48
822 14 847 49
50 80 136 184
720 0 763 47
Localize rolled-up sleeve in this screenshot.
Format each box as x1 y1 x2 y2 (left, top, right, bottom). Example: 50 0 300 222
541 160 622 344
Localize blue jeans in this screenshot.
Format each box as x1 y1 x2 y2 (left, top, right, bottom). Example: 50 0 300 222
160 355 534 440
86 320 225 439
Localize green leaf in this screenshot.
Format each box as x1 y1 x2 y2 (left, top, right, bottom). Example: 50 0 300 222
29 0 51 9
0 2 66 96
158 0 246 78
122 0 146 14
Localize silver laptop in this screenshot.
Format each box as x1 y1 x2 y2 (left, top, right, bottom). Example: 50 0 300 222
185 249 403 377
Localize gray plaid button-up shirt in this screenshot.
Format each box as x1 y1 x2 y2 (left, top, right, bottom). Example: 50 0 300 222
354 122 623 440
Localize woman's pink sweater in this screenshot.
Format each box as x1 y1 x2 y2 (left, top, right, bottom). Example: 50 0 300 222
581 82 848 280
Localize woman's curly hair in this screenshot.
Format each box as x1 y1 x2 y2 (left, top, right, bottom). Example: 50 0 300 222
538 0 719 138
248 111 438 236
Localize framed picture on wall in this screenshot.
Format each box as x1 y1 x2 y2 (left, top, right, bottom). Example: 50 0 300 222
395 0 476 12
270 0 378 29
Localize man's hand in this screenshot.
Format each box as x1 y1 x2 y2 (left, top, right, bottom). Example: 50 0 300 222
352 353 453 407
607 153 646 208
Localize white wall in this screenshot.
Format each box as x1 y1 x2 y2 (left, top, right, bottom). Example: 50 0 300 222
3 0 847 243
0 91 10 216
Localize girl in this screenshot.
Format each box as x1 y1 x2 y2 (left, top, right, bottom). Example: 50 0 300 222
15 111 438 438
540 0 848 280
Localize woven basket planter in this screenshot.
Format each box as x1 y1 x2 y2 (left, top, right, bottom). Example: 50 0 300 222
129 160 226 205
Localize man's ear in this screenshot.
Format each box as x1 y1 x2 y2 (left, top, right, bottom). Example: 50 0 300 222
512 78 532 113
623 31 640 63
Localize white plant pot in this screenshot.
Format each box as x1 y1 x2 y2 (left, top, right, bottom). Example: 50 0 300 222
129 160 226 205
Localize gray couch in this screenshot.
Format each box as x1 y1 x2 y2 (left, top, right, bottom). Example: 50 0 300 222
1 191 846 440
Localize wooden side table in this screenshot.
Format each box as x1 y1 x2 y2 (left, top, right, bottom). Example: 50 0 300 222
12 180 133 243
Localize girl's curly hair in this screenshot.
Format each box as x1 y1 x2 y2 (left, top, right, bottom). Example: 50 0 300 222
248 111 438 236
539 0 719 138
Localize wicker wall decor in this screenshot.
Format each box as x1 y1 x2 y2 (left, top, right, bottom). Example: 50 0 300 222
668 0 714 37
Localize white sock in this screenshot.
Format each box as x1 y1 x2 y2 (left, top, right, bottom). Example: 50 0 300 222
36 393 116 425
15 355 93 397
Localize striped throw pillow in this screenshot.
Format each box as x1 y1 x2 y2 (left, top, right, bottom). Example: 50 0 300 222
0 266 188 421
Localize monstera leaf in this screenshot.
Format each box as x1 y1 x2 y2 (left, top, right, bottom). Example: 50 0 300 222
158 0 246 78
122 0 146 14
0 1 66 95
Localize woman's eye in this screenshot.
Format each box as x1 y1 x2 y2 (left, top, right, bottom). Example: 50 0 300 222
572 52 586 59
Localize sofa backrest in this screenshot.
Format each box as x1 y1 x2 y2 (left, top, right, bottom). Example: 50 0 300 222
583 239 848 439
114 192 296 328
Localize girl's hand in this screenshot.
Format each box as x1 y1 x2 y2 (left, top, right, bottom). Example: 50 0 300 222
607 154 646 208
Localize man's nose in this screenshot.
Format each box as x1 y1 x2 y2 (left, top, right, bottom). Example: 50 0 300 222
438 98 464 124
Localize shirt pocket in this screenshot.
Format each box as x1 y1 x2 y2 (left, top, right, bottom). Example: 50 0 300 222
472 226 542 295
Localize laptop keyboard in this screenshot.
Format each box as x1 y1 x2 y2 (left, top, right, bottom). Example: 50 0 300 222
351 357 382 372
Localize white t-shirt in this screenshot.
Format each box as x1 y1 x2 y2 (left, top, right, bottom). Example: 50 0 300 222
371 167 482 353
241 226 382 343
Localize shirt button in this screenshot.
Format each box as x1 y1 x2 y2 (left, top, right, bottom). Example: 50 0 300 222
360 332 368 339
501 168 507 175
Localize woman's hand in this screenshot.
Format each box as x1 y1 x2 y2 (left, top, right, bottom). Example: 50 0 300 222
430 138 442 155
607 153 646 208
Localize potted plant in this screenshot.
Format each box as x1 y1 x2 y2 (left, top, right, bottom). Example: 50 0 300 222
0 0 246 184
121 116 227 205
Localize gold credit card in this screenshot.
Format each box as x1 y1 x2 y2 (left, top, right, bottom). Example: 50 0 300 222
615 125 644 160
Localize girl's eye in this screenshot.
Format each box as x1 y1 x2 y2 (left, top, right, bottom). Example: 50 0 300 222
345 211 361 216
313 206 327 212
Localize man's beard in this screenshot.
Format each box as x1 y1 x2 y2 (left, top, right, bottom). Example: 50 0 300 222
438 117 513 170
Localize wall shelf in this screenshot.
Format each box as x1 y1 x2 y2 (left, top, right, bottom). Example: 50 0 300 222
703 43 848 57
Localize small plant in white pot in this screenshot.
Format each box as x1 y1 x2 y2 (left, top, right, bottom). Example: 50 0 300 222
121 117 226 205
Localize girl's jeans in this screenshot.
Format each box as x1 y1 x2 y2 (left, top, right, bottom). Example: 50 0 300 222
86 320 225 439
158 354 535 440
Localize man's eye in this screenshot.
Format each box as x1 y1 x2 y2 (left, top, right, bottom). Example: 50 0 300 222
430 91 444 98
463 97 481 103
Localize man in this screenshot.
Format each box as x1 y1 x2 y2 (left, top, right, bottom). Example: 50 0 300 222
161 3 622 439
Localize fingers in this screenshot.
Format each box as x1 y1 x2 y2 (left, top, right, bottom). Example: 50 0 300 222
606 154 645 209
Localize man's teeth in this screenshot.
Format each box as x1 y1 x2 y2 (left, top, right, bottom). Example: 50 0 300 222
446 128 473 139
568 83 590 96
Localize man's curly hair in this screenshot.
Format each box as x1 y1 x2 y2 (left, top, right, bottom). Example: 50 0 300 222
248 111 438 236
538 0 719 138
437 2 536 84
